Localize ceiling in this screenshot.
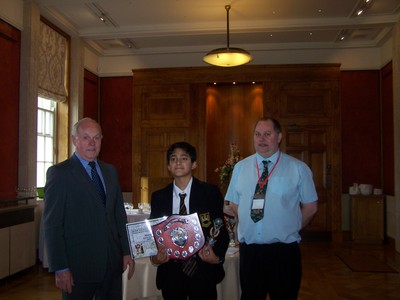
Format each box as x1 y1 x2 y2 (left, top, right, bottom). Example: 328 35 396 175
35 0 400 58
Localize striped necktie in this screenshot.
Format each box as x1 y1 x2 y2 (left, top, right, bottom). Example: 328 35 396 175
179 193 187 215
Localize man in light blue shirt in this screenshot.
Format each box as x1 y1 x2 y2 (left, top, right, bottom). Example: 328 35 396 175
226 117 318 300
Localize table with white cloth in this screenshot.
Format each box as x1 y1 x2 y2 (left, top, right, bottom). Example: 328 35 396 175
122 247 240 300
126 209 150 223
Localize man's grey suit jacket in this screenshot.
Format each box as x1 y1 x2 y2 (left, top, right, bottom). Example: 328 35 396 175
43 154 130 282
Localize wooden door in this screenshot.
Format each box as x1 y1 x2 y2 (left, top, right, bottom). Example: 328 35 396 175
132 83 206 205
267 80 341 240
282 125 332 234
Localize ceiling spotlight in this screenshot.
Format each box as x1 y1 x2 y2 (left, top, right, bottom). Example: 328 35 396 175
203 5 252 67
86 2 119 28
352 0 373 17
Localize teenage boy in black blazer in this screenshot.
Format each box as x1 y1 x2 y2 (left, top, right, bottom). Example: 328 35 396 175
150 141 229 300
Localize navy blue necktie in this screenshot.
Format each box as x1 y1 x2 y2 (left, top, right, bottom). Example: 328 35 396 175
89 161 106 206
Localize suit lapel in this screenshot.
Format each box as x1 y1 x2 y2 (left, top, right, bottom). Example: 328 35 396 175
188 178 203 214
165 184 174 213
69 155 105 207
97 161 108 193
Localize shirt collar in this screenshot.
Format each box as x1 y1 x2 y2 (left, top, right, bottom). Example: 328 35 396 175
74 152 98 167
255 150 280 165
173 177 193 197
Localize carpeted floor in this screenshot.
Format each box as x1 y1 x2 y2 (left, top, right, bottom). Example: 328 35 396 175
336 251 398 273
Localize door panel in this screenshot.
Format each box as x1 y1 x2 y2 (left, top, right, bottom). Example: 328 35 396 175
142 128 189 197
133 83 200 204
283 125 331 233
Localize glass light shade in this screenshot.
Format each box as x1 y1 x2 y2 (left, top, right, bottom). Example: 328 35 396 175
203 47 252 67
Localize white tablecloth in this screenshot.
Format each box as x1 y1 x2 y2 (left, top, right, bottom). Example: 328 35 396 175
122 248 240 300
126 209 150 223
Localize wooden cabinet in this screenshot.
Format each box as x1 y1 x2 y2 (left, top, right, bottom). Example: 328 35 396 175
351 195 385 244
0 228 10 279
0 205 36 279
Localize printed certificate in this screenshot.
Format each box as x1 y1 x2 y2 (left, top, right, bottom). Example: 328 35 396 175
126 216 167 258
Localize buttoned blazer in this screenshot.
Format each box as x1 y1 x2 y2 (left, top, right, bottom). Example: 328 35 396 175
150 177 229 288
43 154 130 282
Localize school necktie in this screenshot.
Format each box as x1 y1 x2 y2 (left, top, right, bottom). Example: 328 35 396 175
251 160 269 222
89 161 106 206
179 193 187 215
178 192 197 277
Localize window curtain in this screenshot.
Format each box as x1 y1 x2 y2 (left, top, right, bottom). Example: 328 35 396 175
38 21 68 102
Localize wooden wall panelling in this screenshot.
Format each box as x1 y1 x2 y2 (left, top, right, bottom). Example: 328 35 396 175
132 83 203 205
132 64 342 240
265 79 341 240
142 128 188 197
284 125 331 235
206 84 264 187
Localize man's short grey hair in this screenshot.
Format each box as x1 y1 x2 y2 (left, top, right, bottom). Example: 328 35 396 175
71 118 100 137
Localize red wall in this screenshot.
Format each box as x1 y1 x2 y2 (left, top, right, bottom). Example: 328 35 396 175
341 70 382 192
84 69 99 120
0 19 20 199
99 77 133 191
381 63 395 195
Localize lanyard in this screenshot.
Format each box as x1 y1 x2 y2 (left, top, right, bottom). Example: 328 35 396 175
256 151 281 191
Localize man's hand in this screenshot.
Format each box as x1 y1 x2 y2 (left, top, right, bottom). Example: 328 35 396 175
55 270 74 294
123 255 135 280
150 245 170 265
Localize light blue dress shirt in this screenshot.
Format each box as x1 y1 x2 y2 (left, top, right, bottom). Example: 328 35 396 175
225 151 318 244
74 152 106 192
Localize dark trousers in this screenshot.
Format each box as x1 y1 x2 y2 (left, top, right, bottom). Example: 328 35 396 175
62 257 123 300
239 242 302 300
160 261 217 300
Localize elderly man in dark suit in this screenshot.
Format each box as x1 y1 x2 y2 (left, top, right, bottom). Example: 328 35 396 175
43 117 135 300
150 141 229 300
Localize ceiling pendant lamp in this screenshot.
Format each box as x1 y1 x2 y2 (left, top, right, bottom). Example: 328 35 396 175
203 5 252 67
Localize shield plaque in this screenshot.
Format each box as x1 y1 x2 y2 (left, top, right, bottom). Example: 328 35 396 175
151 213 205 260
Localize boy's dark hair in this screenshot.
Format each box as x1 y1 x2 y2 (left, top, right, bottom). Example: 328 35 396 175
166 142 197 163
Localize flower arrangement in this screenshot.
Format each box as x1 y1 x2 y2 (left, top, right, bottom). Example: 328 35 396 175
215 143 242 188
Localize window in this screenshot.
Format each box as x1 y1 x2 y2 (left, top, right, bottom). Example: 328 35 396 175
37 97 56 188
